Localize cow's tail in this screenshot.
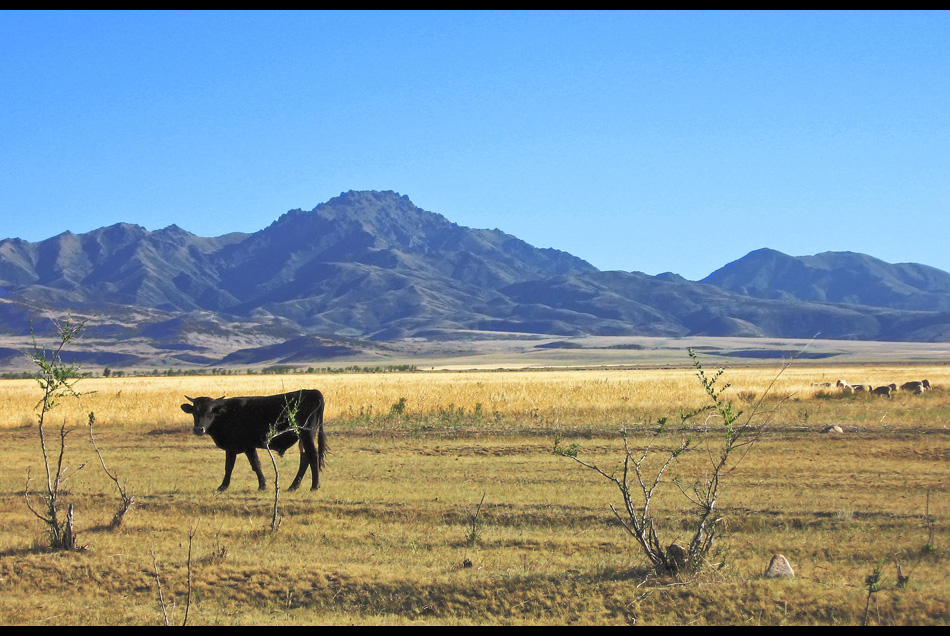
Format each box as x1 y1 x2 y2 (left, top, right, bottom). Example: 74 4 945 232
313 393 328 470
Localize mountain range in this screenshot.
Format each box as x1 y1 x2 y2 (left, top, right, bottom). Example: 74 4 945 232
3 189 950 367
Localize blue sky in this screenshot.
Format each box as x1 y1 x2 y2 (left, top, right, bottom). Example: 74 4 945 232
2 10 948 281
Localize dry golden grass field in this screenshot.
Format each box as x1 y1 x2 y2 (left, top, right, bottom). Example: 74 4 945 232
0 361 948 625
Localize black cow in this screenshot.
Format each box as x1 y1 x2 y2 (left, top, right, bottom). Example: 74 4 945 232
181 389 327 492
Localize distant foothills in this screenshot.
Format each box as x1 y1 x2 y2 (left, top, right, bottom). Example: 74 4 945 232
3 189 950 368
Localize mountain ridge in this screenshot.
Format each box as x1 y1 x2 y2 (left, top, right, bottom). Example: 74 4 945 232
3 189 950 368
703 247 950 311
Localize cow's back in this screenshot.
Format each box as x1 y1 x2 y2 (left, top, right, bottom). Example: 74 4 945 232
209 390 324 452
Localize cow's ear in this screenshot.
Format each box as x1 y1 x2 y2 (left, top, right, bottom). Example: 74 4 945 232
181 403 194 414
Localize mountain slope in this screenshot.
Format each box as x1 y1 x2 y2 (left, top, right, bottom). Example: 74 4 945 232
0 191 599 339
495 269 950 341
213 190 596 302
0 223 248 311
703 248 950 311
3 191 950 354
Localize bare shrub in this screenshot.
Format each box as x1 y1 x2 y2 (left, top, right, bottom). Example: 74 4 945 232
88 411 135 529
22 315 90 551
555 348 794 574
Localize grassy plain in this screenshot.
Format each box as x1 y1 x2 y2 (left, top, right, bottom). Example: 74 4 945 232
0 362 948 625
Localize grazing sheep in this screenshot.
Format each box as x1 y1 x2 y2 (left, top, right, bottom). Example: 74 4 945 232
871 385 893 398
922 379 932 390
852 384 870 393
900 381 925 394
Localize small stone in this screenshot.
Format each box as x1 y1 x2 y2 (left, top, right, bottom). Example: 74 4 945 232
764 554 795 579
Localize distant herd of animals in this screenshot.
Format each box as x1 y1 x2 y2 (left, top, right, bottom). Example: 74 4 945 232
811 378 932 398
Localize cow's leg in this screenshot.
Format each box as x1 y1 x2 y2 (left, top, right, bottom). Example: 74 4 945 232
245 449 267 490
218 451 237 492
288 433 313 491
288 448 308 491
297 429 321 491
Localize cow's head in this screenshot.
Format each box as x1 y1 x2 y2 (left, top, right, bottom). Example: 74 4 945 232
181 395 226 436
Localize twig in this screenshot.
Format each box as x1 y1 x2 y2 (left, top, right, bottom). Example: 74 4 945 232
183 523 197 627
150 547 170 627
88 412 135 529
467 492 487 543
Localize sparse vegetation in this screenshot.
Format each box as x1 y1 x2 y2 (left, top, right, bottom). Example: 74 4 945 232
261 393 308 533
87 411 135 529
554 349 790 574
22 315 91 551
0 363 946 624
464 492 487 546
863 558 887 626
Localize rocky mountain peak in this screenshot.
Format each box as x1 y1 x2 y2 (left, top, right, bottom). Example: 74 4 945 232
2 192 950 346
